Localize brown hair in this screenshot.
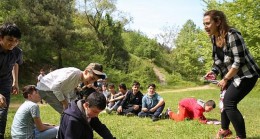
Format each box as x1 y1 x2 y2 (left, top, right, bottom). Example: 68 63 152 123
204 10 230 47
22 85 37 99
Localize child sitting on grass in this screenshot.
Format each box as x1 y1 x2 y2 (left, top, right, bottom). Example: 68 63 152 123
11 85 59 139
138 83 165 122
106 83 128 114
117 81 143 116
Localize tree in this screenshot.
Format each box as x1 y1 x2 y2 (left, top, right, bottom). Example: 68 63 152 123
171 20 207 80
155 25 180 50
0 0 76 68
80 0 129 70
202 0 260 64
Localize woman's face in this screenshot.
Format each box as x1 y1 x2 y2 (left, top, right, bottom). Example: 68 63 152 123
203 15 219 36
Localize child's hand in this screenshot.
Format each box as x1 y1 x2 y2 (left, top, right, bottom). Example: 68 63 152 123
0 94 7 108
142 108 148 112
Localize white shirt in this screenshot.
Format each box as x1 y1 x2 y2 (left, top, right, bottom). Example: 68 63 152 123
37 67 82 101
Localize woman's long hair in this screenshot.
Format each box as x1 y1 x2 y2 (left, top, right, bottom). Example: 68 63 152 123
204 10 230 47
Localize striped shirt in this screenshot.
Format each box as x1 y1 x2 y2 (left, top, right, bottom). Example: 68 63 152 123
211 28 260 87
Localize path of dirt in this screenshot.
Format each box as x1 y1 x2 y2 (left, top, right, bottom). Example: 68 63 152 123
159 85 217 94
153 67 166 85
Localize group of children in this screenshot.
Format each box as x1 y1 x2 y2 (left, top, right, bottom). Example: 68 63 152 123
10 62 218 139
98 81 217 123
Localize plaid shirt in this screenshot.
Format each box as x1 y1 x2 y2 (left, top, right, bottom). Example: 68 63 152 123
211 28 260 87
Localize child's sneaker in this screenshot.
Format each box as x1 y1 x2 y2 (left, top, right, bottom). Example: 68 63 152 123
164 108 171 119
216 129 232 139
105 108 112 114
126 112 134 117
152 116 159 122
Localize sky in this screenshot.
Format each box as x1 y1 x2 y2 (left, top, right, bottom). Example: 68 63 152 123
116 0 206 39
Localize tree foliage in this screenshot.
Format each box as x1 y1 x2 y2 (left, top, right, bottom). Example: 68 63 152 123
0 0 76 68
0 0 259 86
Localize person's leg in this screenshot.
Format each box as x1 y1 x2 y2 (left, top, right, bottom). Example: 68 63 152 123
168 105 187 121
0 88 11 139
111 101 120 110
223 76 258 138
38 90 63 114
138 111 149 117
220 110 230 130
153 103 165 118
34 126 59 139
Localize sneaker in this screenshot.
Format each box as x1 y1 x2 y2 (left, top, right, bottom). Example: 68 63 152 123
106 108 112 114
164 108 171 119
216 129 232 139
126 112 134 117
152 116 159 122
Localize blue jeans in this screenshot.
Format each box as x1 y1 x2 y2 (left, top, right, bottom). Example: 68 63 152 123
0 88 11 139
34 126 59 139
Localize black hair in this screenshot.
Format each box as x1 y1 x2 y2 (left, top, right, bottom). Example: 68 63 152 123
205 100 216 108
22 85 37 99
148 83 156 89
108 83 115 88
85 92 106 110
118 83 127 90
0 22 21 39
132 81 140 87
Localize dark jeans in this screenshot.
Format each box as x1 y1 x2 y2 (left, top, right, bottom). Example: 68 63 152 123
221 76 258 138
138 103 165 118
0 88 11 139
119 104 142 115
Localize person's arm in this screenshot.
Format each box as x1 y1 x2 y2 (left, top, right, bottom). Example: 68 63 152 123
117 93 129 112
141 96 148 112
34 117 55 131
218 68 239 90
52 90 68 110
150 98 165 112
193 108 207 124
91 117 115 139
12 63 19 94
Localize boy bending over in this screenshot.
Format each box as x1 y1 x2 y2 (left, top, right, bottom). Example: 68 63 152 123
166 98 215 124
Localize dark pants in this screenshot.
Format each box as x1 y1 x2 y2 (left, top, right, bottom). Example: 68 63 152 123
119 104 142 115
138 103 165 118
221 76 258 138
0 88 11 139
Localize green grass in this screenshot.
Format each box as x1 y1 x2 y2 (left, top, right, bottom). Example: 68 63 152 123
5 83 260 139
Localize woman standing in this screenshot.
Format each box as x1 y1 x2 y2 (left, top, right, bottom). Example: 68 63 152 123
203 10 260 139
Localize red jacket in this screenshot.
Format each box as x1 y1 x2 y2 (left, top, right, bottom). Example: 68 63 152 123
179 98 207 123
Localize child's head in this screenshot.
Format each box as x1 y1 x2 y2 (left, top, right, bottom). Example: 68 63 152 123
22 85 41 103
40 69 45 74
147 83 156 96
204 100 216 112
108 83 116 94
131 81 140 94
83 92 106 118
82 63 106 85
0 23 21 51
102 83 108 91
118 83 127 93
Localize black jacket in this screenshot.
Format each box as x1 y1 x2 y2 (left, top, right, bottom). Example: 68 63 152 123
58 100 115 139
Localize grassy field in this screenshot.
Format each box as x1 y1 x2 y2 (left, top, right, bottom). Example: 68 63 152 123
5 83 260 139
